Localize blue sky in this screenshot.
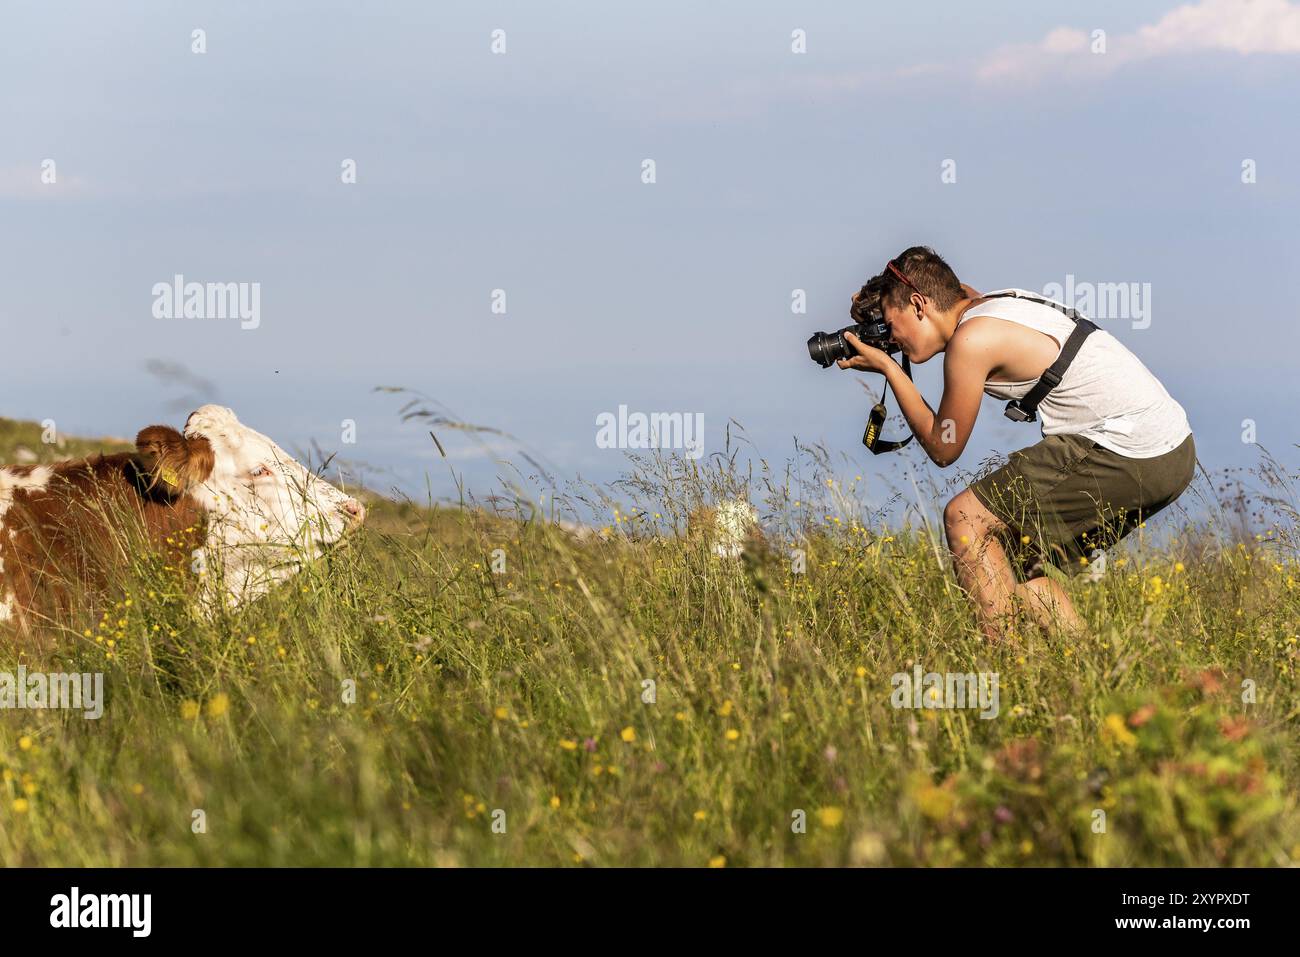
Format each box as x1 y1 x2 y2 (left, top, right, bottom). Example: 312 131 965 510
2 0 1297 520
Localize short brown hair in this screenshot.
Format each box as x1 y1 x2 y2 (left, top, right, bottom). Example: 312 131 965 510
876 246 963 311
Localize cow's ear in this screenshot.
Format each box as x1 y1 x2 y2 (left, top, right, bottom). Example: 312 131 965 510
134 426 216 496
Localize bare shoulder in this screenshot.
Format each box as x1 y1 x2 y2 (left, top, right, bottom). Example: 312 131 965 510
946 314 1016 384
947 314 1006 354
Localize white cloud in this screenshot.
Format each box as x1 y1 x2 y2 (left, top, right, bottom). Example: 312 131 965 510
1133 0 1300 55
976 0 1300 83
1042 27 1091 55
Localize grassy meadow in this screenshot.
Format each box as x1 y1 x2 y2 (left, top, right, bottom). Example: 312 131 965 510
1 416 1298 866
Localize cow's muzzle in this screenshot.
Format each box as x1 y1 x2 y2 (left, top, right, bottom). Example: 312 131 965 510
340 498 366 527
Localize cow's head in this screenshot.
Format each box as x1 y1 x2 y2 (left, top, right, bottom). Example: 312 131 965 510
157 405 365 606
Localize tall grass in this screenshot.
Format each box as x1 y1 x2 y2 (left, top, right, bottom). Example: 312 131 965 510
1 428 1297 866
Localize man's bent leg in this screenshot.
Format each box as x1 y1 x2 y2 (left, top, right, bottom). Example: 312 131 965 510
1016 574 1085 639
943 489 1023 642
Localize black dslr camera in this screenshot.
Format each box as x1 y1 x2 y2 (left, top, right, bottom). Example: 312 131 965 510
805 277 900 368
805 275 913 454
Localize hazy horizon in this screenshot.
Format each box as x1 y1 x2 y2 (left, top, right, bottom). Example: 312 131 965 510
3 0 1297 528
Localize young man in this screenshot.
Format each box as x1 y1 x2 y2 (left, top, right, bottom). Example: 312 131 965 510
836 246 1195 642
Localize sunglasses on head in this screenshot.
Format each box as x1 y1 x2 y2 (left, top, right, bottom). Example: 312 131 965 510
886 259 922 296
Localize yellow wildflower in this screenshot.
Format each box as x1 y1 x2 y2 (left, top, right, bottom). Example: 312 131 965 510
816 806 845 828
1101 712 1138 748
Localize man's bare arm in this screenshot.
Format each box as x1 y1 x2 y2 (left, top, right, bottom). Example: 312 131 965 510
931 322 998 465
875 320 996 467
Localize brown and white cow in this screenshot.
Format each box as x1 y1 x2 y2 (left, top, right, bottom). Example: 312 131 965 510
0 405 364 633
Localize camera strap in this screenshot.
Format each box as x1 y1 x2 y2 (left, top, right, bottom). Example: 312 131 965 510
980 291 1101 423
862 355 914 454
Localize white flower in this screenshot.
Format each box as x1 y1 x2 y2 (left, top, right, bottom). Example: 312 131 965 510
712 499 759 558
1084 548 1107 583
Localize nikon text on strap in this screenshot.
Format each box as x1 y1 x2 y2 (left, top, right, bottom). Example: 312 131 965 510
979 291 1100 423
862 354 913 454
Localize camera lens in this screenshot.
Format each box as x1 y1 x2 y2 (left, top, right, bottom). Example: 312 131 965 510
807 331 848 368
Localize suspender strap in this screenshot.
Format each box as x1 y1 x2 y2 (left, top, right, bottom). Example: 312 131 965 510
984 291 1101 424
1004 317 1098 422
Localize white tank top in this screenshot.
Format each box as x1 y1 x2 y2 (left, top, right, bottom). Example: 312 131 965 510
958 289 1192 458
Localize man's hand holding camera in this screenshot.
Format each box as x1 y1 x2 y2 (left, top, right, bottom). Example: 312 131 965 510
835 330 898 375
806 262 986 466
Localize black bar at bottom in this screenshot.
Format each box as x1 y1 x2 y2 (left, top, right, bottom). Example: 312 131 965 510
0 866 1284 942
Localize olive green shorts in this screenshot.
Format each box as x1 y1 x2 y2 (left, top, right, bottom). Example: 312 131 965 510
968 432 1196 582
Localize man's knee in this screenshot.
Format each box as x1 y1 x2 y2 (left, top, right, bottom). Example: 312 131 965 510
944 490 1004 549
944 489 981 534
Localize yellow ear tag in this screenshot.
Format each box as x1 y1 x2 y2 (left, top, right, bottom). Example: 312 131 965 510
160 467 180 487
